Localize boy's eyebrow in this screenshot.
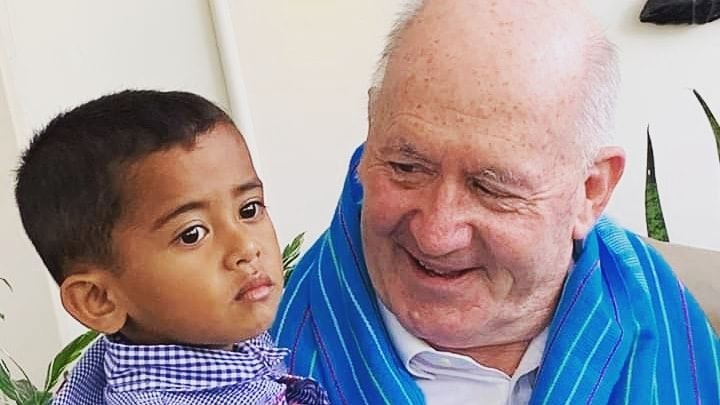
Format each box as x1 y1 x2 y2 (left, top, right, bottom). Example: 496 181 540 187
231 178 263 198
152 179 264 231
152 201 208 231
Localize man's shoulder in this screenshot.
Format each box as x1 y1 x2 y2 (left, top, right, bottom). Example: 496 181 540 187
633 233 720 331
594 217 677 285
588 218 713 327
543 219 718 404
594 218 718 336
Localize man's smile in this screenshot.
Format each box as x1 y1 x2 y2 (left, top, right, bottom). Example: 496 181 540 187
401 245 482 283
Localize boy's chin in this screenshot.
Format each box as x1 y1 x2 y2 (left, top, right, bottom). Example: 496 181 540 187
228 314 278 343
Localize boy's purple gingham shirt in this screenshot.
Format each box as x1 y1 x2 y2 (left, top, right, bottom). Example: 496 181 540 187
53 332 328 405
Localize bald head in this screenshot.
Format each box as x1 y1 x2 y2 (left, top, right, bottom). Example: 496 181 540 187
371 0 618 164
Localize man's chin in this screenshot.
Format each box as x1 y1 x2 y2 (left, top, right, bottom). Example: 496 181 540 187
398 306 494 344
412 325 490 349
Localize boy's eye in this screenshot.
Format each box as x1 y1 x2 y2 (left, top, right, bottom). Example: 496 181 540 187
178 225 208 246
239 201 265 220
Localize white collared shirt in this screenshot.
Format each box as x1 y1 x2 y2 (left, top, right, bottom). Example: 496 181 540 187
379 303 548 405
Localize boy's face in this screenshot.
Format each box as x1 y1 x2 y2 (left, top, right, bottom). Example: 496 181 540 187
109 124 283 348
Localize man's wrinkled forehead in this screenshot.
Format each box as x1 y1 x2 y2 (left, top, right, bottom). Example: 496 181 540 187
379 0 595 107
368 0 600 154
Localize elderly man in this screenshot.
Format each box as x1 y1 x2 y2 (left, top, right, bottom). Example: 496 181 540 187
273 0 719 404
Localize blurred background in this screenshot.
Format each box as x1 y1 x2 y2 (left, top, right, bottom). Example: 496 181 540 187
0 0 718 383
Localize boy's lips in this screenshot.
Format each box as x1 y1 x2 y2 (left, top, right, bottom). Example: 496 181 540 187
235 274 274 302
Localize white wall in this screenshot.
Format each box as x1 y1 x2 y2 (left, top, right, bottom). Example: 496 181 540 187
0 45 61 387
0 0 229 382
228 0 720 252
227 0 403 247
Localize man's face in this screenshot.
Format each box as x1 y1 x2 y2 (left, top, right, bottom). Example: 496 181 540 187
109 124 283 348
359 51 590 350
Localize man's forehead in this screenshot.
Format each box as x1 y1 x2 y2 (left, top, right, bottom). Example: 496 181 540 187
382 0 594 105
379 137 531 184
368 87 584 184
373 75 580 152
404 0 593 38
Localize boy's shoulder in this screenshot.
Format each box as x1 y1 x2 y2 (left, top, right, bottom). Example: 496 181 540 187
53 337 107 405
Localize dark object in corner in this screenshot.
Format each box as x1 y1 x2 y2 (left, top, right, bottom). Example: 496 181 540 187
640 0 720 24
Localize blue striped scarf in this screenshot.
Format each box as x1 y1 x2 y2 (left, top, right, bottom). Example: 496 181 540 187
272 145 720 405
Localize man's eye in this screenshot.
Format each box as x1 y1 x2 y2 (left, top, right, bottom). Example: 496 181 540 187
178 226 208 246
389 162 420 174
470 179 500 197
239 201 265 219
471 180 491 193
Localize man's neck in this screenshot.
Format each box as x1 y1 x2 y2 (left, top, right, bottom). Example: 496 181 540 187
379 299 553 377
427 305 556 376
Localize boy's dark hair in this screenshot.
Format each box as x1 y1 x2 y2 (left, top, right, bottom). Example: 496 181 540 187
15 90 234 284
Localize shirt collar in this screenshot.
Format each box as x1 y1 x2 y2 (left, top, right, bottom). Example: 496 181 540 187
104 331 288 393
379 301 548 381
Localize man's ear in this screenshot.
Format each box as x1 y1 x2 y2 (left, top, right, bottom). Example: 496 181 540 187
60 265 127 335
367 87 377 127
572 146 626 240
359 87 379 186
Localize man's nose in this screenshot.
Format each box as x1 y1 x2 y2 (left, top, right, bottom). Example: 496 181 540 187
408 187 473 257
223 226 260 271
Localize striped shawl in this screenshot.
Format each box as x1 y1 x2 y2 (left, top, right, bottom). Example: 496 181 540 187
272 145 720 405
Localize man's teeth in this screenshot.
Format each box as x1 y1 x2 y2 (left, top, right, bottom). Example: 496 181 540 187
416 258 473 279
417 259 445 276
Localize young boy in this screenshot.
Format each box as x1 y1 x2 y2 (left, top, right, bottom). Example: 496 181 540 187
15 90 327 405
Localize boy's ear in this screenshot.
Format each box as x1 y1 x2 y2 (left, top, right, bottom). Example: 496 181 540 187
60 265 127 335
572 146 626 240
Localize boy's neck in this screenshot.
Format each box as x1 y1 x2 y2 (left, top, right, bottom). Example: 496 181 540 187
110 332 236 351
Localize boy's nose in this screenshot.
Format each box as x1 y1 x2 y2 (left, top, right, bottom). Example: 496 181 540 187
224 231 260 271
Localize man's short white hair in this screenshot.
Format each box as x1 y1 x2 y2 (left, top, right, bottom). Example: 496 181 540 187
370 0 620 166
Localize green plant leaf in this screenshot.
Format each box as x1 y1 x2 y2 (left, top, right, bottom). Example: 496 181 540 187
0 347 36 405
43 330 99 392
692 89 720 164
4 380 52 405
0 364 52 404
282 232 305 283
12 379 43 403
0 359 20 402
18 389 51 405
645 126 669 242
